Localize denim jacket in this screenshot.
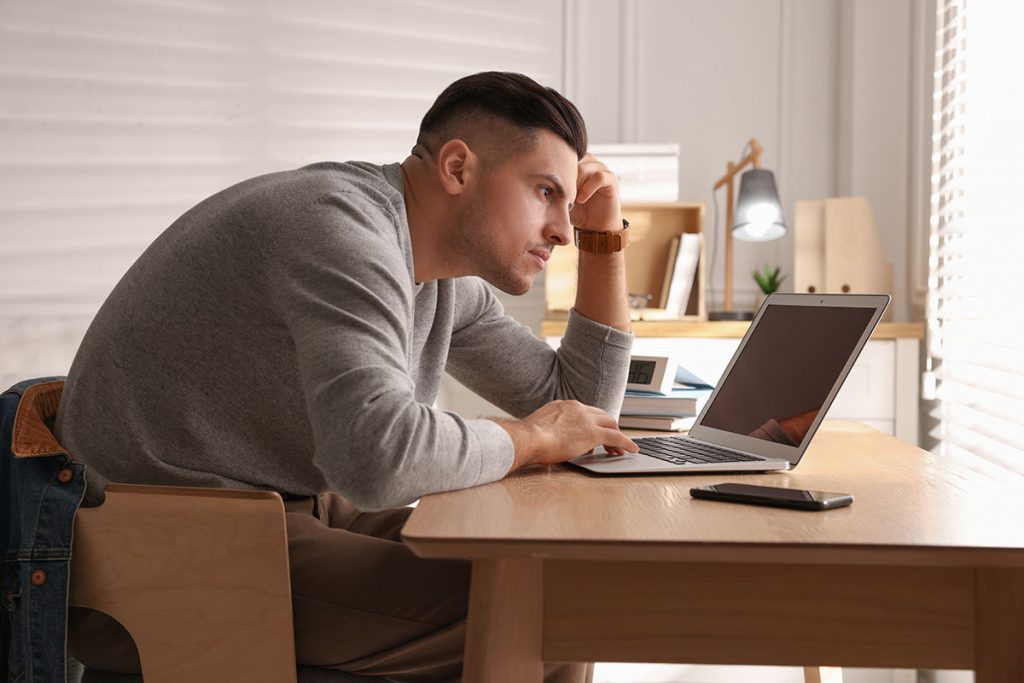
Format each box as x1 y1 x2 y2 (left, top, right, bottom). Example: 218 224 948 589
2 378 87 683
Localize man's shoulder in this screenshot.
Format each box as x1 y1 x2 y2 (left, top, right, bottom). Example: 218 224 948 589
234 161 403 217
297 161 403 204
304 161 405 230
247 161 408 252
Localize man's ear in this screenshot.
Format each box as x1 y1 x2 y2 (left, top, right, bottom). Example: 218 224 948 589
435 139 478 196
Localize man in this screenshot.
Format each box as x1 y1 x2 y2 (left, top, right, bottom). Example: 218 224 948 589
57 71 637 682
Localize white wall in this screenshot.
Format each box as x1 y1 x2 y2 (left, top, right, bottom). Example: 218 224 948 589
566 0 933 323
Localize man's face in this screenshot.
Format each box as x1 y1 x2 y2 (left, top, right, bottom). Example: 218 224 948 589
449 130 578 295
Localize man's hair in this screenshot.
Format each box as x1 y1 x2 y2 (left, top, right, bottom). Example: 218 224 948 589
415 71 588 162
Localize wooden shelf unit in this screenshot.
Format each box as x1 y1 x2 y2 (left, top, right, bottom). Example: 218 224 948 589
545 202 706 321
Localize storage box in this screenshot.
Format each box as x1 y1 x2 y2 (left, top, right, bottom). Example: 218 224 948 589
794 197 894 321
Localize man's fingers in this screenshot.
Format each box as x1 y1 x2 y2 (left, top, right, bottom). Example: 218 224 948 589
582 408 637 453
602 428 639 453
577 156 610 174
575 170 617 206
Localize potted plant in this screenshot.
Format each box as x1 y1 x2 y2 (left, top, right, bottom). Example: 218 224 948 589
752 265 786 312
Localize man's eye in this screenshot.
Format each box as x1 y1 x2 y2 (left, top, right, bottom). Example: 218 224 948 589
540 186 553 199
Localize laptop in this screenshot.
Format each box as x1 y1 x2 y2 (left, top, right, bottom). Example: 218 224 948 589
570 292 890 475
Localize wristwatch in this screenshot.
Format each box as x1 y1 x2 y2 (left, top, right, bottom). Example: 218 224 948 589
574 218 630 254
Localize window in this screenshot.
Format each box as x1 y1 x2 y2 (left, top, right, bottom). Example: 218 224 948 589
927 0 1024 477
0 0 563 388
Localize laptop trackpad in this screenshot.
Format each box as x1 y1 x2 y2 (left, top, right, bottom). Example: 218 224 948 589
571 447 634 465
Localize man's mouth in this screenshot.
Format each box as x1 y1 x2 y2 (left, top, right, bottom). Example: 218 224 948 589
528 248 550 264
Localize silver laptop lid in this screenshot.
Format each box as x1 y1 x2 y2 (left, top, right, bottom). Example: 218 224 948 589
687 292 890 466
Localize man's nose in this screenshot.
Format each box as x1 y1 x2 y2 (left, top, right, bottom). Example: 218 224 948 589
545 211 572 246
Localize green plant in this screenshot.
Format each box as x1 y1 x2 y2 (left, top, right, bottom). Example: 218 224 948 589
752 265 786 294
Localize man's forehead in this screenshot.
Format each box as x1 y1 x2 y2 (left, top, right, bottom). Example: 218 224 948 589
519 139 578 186
520 129 577 168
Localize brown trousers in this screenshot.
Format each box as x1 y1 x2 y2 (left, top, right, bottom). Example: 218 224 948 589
69 492 593 683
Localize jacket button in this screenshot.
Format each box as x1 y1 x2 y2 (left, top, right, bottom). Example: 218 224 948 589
58 468 74 484
31 569 46 586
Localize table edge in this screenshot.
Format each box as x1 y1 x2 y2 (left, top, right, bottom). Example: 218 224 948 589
400 535 1024 568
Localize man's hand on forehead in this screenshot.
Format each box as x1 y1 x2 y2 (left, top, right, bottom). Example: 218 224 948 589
570 153 622 232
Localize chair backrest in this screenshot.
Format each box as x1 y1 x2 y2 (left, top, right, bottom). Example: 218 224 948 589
70 483 298 683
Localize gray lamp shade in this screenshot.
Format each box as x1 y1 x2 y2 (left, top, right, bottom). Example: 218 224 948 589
733 168 787 241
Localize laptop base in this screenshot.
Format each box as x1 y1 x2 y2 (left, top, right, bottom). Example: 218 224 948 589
569 450 790 475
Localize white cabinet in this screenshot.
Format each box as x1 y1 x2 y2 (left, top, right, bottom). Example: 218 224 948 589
593 336 920 445
541 322 923 446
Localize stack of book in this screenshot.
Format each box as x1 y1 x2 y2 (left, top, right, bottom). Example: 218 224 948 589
618 386 714 432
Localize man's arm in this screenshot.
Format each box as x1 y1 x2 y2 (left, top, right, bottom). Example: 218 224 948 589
500 152 636 466
446 154 639 470
570 154 632 333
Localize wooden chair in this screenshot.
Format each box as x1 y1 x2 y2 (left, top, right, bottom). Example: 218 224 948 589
69 483 380 683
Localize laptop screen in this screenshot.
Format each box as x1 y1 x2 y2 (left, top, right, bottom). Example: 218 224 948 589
697 303 877 448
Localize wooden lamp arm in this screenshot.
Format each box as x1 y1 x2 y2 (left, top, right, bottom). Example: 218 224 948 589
713 137 763 189
710 137 764 314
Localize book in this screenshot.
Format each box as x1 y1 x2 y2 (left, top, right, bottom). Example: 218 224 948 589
663 232 701 317
618 415 697 431
620 387 713 417
658 236 681 309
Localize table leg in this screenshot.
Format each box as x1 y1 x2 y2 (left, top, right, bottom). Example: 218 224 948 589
803 667 843 683
463 557 544 683
975 568 1024 682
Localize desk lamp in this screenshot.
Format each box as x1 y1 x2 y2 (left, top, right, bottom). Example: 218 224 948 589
709 138 787 321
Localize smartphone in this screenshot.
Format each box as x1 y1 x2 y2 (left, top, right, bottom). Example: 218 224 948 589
690 482 853 511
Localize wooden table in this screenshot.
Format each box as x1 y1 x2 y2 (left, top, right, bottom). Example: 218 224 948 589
401 422 1024 682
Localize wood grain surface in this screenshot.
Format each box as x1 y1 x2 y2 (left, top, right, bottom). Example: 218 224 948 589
402 421 1024 682
403 422 1024 567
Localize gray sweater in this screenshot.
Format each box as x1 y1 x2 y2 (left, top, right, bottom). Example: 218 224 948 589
56 162 632 510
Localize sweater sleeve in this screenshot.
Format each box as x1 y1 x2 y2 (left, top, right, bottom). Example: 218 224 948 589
263 192 513 511
446 277 634 420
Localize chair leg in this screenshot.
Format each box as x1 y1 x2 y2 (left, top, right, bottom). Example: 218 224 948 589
803 667 844 683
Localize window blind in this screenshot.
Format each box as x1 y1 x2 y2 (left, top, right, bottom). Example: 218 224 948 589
0 0 563 387
926 0 1024 477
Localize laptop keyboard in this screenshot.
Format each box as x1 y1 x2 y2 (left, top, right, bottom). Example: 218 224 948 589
634 436 761 466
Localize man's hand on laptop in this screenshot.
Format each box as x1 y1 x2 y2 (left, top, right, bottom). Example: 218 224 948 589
494 400 639 472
